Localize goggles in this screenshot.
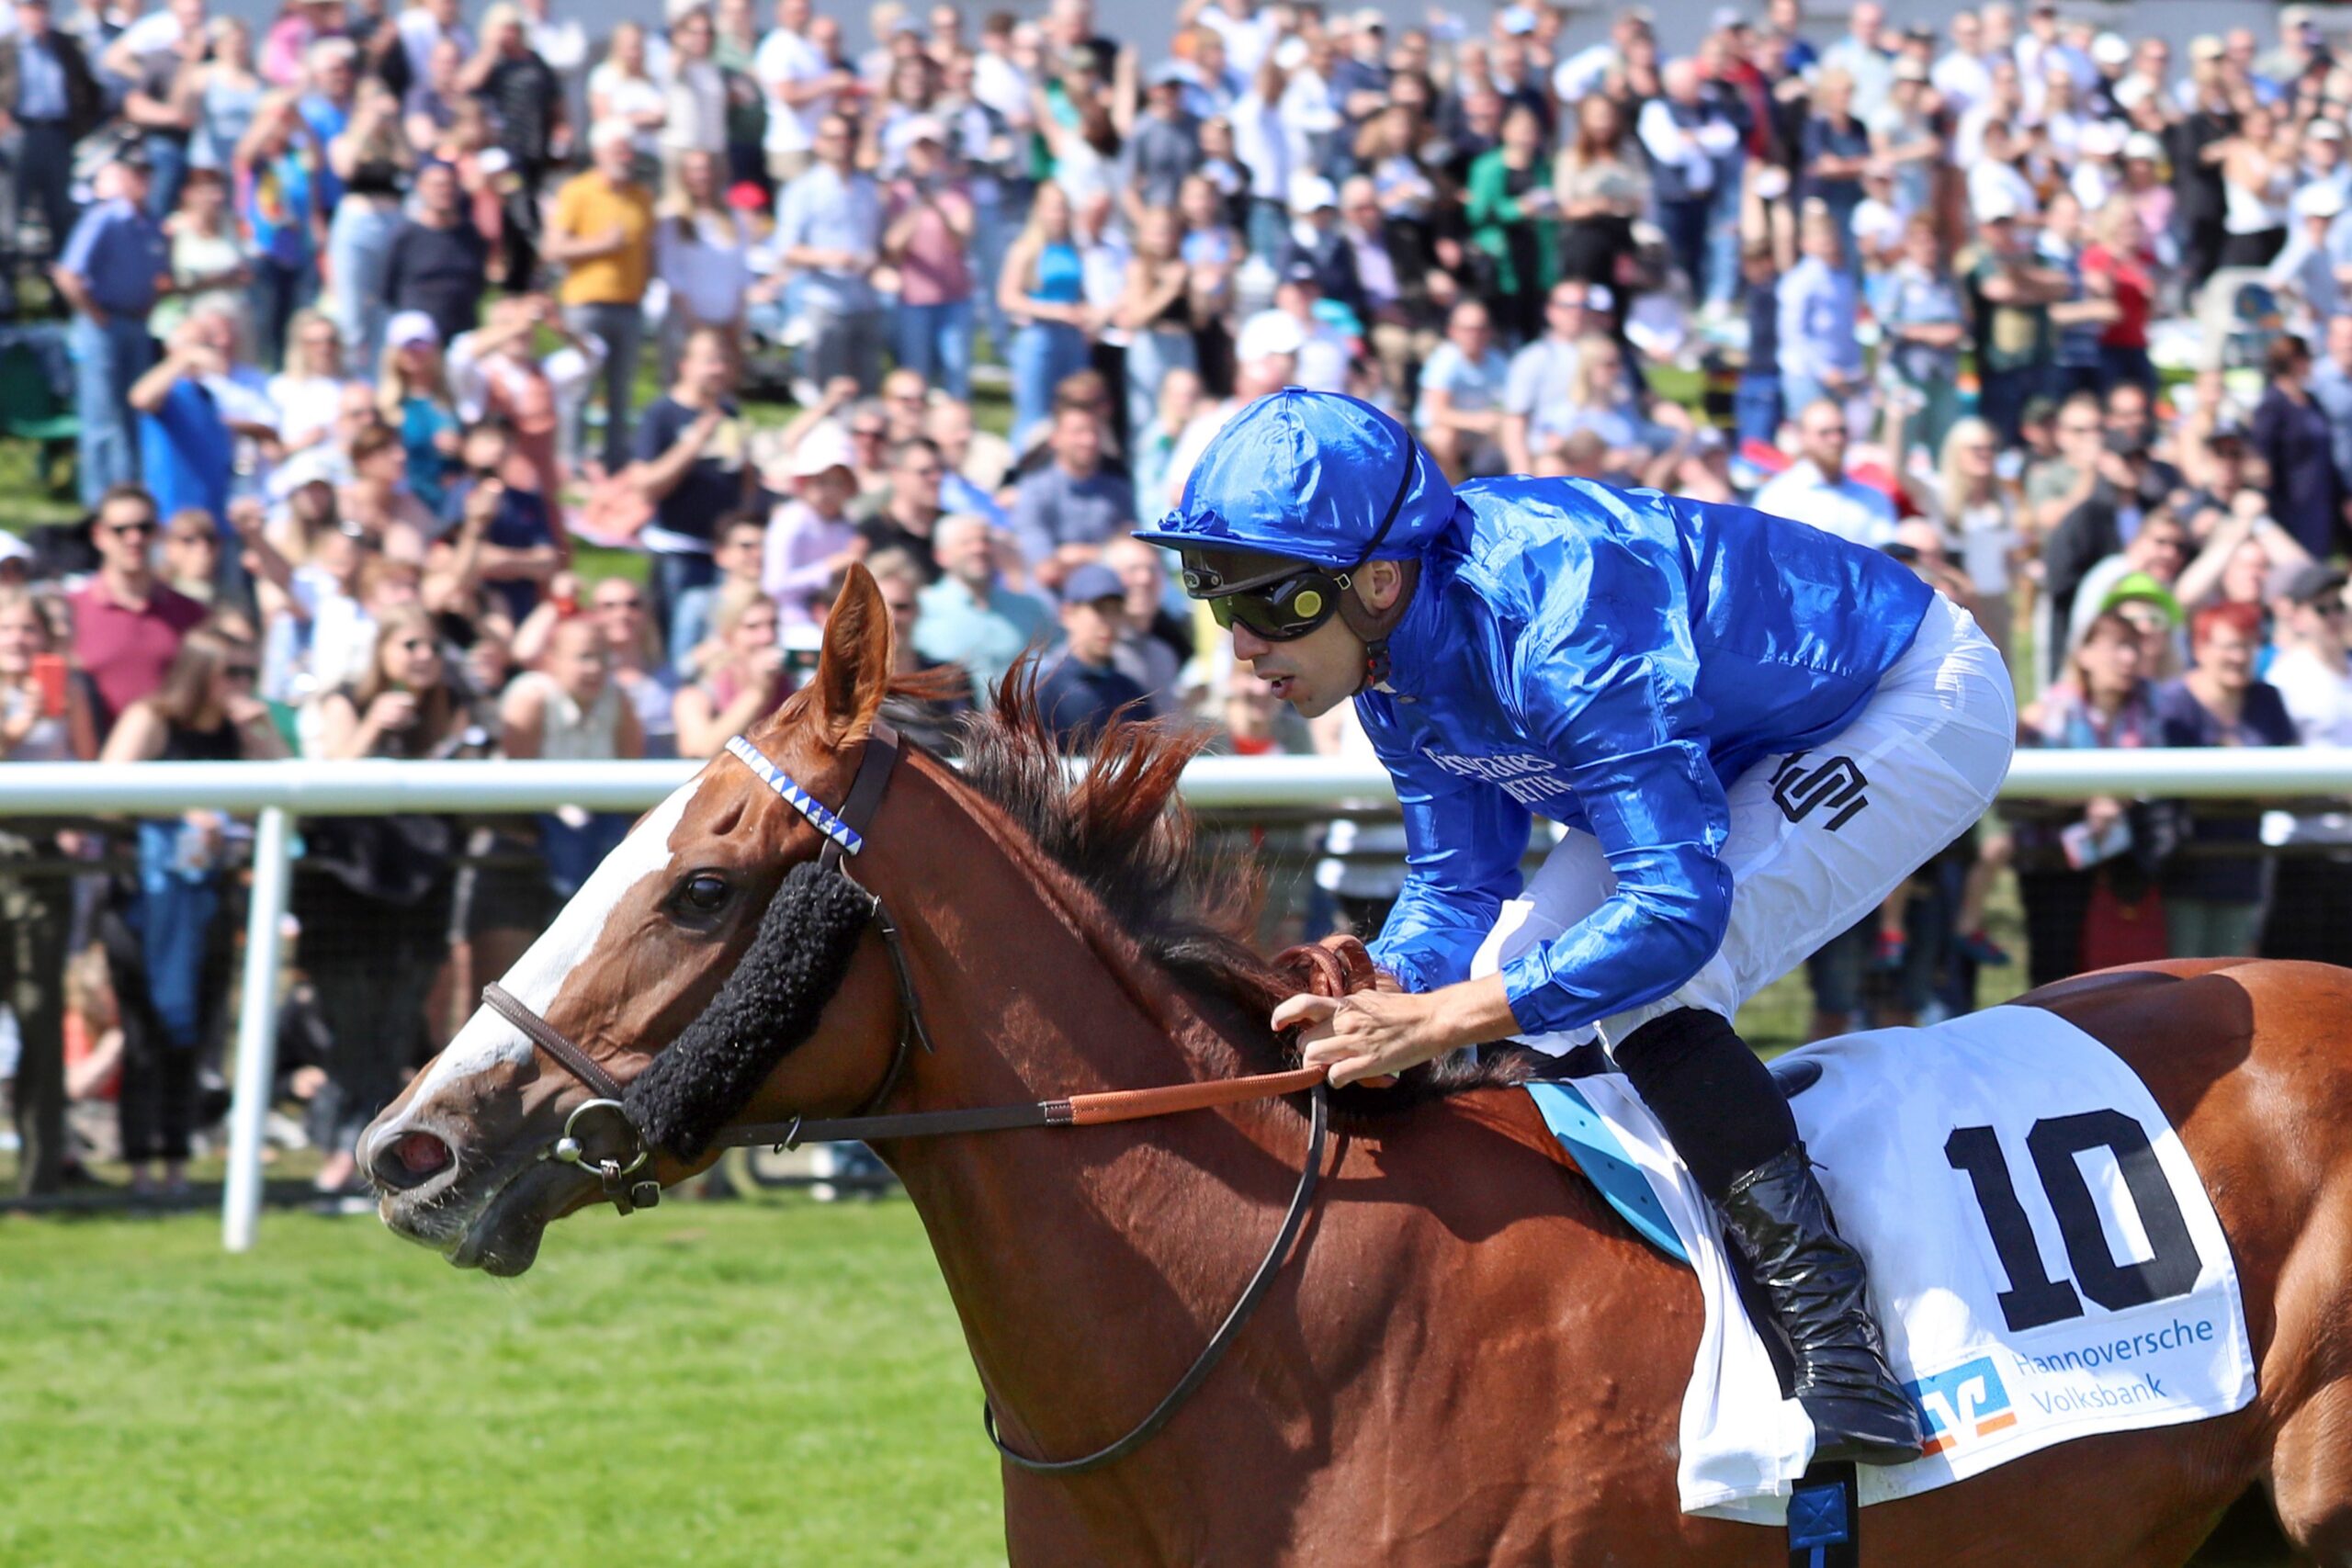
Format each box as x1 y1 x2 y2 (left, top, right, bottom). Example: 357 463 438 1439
1173 436 1420 643
1182 558 1352 642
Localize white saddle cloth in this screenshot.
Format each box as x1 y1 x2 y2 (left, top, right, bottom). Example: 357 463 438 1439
1570 1005 2257 1523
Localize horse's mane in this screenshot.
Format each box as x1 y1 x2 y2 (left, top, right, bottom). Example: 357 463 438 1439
921 660 1520 1100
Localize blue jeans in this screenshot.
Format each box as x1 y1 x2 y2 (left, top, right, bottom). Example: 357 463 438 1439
565 300 646 474
247 253 317 374
2098 344 2156 398
1978 363 2048 449
144 135 188 222
72 312 153 505
132 821 221 1051
648 549 718 670
1010 321 1089 451
1125 328 1196 447
327 198 403 379
537 811 632 900
894 297 975 400
1706 157 1745 310
1734 371 1783 450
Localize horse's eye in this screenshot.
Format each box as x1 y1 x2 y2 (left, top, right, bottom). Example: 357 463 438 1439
680 874 731 912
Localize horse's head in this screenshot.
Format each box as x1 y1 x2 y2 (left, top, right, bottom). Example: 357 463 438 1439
362 567 912 1274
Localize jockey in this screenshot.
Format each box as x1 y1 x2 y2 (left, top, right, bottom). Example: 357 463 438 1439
1136 389 2017 1466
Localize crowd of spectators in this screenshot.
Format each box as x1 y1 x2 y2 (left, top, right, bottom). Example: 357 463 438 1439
11 0 2352 1200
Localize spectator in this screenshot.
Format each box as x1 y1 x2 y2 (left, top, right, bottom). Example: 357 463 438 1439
1640 57 1736 305
71 486 208 736
1549 333 1685 488
2153 601 2297 958
0 0 104 296
1777 201 1863 417
300 604 461 1197
436 418 560 625
2261 565 2352 967
499 614 645 897
1415 299 1510 482
0 586 95 1196
129 318 271 536
1102 536 1184 714
54 149 170 505
548 118 657 476
669 513 767 675
1965 194 2067 447
914 512 1052 705
628 325 756 644
97 623 287 1200
999 181 1092 449
657 4 727 196
1880 216 1966 459
587 19 668 182
1114 205 1196 452
761 435 857 619
380 156 490 350
856 434 951 581
1035 560 1145 750
324 77 413 374
673 580 788 756
376 312 461 515
879 132 976 405
1752 399 1896 547
2014 609 2158 989
1012 404 1135 593
148 166 252 352
775 109 886 392
232 91 323 373
1464 102 1555 343
1930 418 2024 663
652 146 754 383
2049 483 2190 678
447 293 604 504
2252 333 2344 560
463 3 567 286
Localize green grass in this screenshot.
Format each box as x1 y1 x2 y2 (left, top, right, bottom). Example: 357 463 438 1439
0 1174 2298 1565
0 1200 1004 1568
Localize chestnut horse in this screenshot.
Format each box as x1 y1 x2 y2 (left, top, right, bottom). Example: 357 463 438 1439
365 568 2352 1565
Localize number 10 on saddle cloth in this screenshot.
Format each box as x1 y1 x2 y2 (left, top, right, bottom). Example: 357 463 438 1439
1548 1004 2256 1522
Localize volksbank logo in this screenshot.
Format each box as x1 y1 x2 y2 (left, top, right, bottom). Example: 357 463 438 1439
1907 1356 2018 1457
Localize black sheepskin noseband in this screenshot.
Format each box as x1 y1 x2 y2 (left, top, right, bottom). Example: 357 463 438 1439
624 861 877 1160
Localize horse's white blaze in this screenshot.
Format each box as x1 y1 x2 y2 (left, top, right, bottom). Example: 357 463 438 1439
413 779 704 1106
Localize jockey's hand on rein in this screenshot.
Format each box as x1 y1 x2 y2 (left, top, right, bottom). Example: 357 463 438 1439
1274 976 1520 1089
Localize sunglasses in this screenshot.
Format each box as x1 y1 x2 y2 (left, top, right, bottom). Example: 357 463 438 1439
103 520 158 538
223 664 260 682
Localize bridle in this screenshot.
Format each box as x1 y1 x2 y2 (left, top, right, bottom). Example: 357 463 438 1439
477 719 1333 1476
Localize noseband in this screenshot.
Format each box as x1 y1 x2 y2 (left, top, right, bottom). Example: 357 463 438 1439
476 719 1332 1476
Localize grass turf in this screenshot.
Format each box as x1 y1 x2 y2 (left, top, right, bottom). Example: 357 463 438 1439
0 1181 2303 1565
0 1200 1004 1568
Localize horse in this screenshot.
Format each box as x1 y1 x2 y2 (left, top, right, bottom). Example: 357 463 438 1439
363 566 2352 1565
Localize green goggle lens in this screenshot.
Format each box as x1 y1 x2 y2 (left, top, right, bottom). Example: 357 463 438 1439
1204 574 1344 641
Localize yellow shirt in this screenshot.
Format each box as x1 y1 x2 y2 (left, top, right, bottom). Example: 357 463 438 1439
551 172 656 306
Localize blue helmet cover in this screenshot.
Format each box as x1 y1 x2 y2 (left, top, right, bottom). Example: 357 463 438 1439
1134 389 1460 571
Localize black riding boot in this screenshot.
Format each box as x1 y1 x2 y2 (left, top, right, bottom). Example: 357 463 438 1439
1715 1143 1924 1465
1614 1008 1922 1467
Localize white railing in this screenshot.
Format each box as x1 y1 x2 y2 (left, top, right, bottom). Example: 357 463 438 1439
10 748 2352 1251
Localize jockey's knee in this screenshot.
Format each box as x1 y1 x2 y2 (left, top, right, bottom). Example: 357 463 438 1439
1612 1007 1798 1199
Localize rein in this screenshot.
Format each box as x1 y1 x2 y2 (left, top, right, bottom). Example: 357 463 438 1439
483 718 1333 1476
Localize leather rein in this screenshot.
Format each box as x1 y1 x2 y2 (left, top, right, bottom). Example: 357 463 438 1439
479 719 1332 1476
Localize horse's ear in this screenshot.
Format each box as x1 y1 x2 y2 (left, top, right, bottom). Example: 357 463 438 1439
808 563 893 742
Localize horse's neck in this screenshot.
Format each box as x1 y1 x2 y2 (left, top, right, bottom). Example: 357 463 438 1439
873 783 1304 1472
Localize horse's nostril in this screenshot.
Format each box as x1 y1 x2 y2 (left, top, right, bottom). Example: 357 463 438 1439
371 1129 455 1191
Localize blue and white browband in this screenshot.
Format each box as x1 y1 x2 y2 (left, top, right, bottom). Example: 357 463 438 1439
724 735 865 856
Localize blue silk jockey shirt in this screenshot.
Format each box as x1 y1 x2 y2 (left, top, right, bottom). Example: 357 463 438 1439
1348 476 1934 1037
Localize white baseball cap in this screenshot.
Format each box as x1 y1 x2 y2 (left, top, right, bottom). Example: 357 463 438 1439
386 310 439 350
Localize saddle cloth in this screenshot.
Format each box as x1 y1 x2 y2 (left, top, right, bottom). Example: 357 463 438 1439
1526 1005 2257 1524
